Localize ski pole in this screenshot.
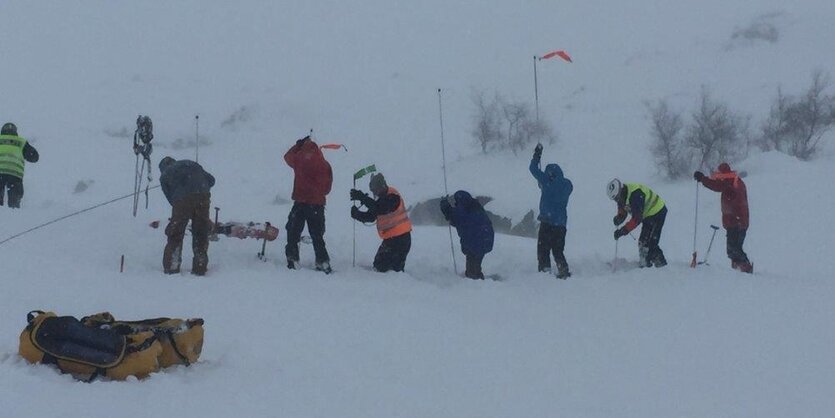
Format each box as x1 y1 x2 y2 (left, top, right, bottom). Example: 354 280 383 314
194 115 200 163
438 88 458 274
612 239 619 272
699 225 720 265
210 207 220 241
352 177 357 268
690 182 699 268
257 221 270 261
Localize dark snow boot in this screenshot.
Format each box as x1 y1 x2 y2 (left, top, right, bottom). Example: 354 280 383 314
652 254 667 268
738 262 753 274
315 261 332 274
538 265 551 273
287 258 299 270
556 264 571 279
638 246 650 268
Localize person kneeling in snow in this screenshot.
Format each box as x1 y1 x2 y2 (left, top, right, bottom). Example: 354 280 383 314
350 173 412 272
440 190 495 280
608 178 667 268
159 156 215 276
694 163 753 273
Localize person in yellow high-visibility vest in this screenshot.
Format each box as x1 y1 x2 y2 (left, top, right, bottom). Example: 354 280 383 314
0 122 39 208
607 178 668 268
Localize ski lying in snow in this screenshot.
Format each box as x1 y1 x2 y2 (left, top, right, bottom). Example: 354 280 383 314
215 222 279 241
149 220 279 241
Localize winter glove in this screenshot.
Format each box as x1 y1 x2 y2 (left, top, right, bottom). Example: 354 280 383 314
351 206 360 219
693 171 705 182
613 211 626 226
350 188 367 201
613 228 627 240
533 143 543 160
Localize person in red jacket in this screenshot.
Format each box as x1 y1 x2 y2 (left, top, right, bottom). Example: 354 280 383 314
694 162 753 273
284 136 333 273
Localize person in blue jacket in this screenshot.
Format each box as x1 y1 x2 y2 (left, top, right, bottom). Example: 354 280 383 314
440 190 494 280
529 143 573 278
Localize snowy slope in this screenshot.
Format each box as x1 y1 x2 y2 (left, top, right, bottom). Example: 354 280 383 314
2 1 835 417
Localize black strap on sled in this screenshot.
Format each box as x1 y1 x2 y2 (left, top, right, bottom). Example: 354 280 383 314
165 330 191 367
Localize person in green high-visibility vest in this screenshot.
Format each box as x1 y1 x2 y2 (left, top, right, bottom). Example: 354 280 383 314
607 178 668 268
0 122 39 208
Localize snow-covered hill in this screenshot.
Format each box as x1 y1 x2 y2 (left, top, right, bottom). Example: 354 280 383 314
2 1 835 417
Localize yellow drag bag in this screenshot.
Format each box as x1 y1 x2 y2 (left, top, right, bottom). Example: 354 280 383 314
19 310 203 381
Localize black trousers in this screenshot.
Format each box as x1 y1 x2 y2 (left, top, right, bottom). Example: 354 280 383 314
465 253 485 280
639 206 667 265
374 232 411 272
537 223 568 271
285 202 329 264
0 174 24 208
726 227 750 265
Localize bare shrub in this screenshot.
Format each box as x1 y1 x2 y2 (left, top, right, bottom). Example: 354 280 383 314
685 88 749 171
648 100 690 179
471 89 557 155
471 91 502 154
759 71 835 160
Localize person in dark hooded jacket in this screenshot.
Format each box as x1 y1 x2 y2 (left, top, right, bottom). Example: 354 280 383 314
529 144 573 278
694 162 752 273
440 190 495 280
159 156 215 275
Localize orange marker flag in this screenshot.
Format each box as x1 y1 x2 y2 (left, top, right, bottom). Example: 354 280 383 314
320 143 347 151
540 50 572 63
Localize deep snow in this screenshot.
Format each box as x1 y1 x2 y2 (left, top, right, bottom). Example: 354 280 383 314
2 1 835 417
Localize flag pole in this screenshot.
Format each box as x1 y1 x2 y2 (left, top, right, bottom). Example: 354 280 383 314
437 89 458 274
533 55 540 123
194 115 199 163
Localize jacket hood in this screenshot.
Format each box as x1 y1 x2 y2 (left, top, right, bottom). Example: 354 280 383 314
159 156 176 171
717 162 732 173
544 164 564 181
453 190 474 206
299 139 321 153
369 173 388 196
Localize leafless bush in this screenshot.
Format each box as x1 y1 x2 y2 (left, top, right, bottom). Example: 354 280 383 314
471 89 556 155
685 88 749 171
471 91 502 154
648 90 749 177
759 71 835 160
648 100 690 179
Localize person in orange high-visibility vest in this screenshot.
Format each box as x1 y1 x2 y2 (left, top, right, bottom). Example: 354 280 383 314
350 173 412 272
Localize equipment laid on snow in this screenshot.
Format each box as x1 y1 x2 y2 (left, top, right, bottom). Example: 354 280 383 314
215 221 279 241
132 115 154 217
19 310 203 382
151 219 278 241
